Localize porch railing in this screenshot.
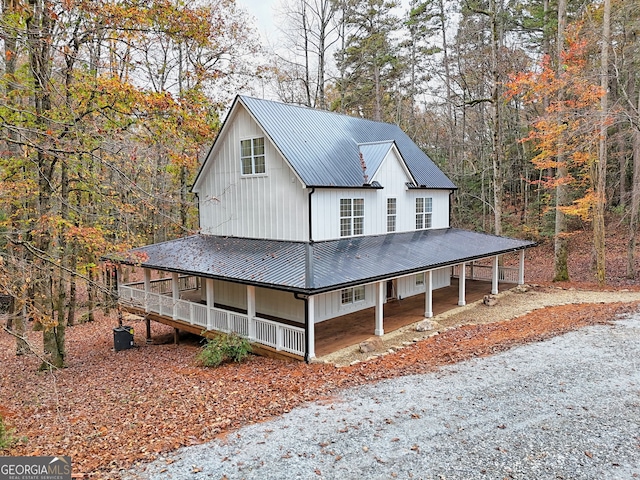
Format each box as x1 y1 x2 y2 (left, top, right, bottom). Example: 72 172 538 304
124 276 198 296
452 263 519 284
118 279 306 357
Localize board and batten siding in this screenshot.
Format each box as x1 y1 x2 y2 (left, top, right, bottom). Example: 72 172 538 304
313 267 452 323
311 148 451 241
202 280 305 324
194 107 308 241
396 267 451 298
199 267 451 325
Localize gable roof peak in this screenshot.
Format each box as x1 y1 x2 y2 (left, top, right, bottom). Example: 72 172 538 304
231 95 457 190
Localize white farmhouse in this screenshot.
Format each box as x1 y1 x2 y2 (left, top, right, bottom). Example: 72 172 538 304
113 96 535 361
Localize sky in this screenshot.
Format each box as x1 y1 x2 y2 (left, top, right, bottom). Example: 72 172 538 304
236 0 280 45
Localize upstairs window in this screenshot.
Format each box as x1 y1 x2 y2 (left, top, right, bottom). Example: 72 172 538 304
240 137 266 175
415 197 432 229
387 198 396 232
340 198 364 237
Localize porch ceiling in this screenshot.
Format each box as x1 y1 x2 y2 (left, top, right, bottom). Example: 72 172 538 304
109 228 535 294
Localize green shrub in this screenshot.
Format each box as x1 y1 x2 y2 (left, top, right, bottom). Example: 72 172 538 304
197 333 252 367
0 414 15 450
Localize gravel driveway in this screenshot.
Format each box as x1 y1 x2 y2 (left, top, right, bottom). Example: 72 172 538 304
126 314 640 480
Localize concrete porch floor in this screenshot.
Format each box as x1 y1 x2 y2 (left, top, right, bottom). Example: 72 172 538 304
314 278 508 357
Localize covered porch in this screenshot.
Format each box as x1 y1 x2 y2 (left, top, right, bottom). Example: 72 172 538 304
314 277 504 356
116 254 524 361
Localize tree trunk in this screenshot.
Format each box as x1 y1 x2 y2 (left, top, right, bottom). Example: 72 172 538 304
490 0 502 236
627 114 640 279
553 0 569 282
87 268 95 322
67 251 77 327
3 0 30 356
593 0 610 285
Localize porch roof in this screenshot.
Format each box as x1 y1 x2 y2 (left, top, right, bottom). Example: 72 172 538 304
111 229 535 294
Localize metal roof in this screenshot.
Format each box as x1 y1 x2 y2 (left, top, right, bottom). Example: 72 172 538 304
238 96 457 189
113 229 535 294
358 141 394 183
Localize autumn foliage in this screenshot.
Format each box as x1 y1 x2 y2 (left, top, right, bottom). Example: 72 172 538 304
505 24 607 221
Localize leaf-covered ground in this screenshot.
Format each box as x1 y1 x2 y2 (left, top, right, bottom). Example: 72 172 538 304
1 228 639 478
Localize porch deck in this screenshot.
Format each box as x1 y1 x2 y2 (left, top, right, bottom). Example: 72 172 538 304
118 274 514 361
315 278 499 356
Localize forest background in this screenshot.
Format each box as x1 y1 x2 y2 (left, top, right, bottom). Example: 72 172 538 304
0 0 639 370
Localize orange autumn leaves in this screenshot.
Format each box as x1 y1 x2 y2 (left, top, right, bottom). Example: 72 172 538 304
505 24 610 220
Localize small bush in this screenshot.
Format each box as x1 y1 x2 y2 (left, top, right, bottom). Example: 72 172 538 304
0 414 15 450
197 333 252 367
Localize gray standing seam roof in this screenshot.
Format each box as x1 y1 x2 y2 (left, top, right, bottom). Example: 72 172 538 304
114 229 535 294
238 96 457 189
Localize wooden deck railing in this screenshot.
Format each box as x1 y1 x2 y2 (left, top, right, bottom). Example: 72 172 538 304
452 263 519 283
118 280 306 357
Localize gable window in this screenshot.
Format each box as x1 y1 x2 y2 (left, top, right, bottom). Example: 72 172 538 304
340 198 364 237
240 137 266 175
415 197 433 229
387 198 396 232
341 285 365 305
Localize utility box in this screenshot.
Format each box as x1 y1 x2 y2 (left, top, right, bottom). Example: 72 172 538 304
113 325 134 351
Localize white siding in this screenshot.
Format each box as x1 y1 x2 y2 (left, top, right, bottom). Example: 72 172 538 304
204 268 451 325
313 267 452 323
204 280 304 323
194 107 308 241
314 284 377 323
405 190 450 231
311 149 451 241
255 287 305 323
210 280 247 310
396 267 451 299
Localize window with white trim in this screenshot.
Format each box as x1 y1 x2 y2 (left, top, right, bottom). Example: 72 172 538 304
415 197 433 229
341 285 365 305
387 198 396 232
415 273 425 286
340 198 364 237
240 137 266 175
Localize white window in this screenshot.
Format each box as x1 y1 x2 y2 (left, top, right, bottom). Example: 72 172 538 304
415 197 432 229
387 198 396 232
415 273 425 286
340 198 364 237
240 137 266 175
341 286 365 305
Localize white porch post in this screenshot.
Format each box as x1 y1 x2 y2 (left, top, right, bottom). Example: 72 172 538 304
205 278 215 330
425 270 433 318
143 268 151 313
375 281 384 336
518 250 525 285
247 285 256 341
492 255 499 295
458 262 466 306
171 272 179 320
307 295 316 359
